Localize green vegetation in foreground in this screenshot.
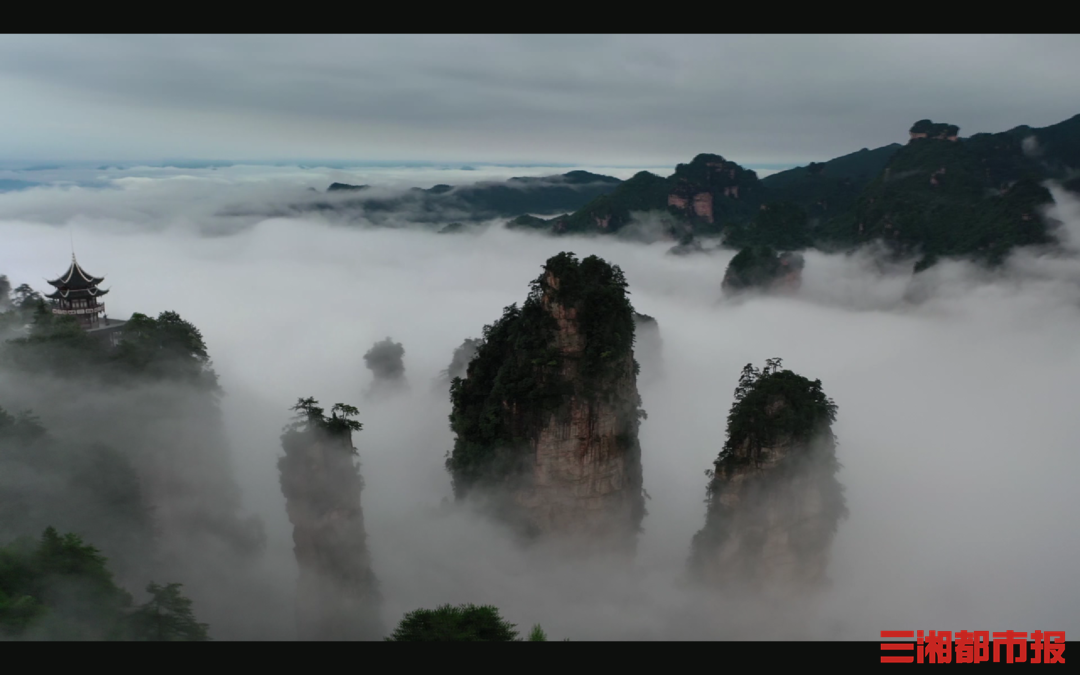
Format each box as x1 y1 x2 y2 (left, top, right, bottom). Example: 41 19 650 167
0 527 208 641
387 603 556 641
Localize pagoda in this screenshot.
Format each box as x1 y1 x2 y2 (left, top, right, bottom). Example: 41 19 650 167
45 253 110 329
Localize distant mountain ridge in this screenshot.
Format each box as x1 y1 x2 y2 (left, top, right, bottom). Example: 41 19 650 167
510 113 1080 271
327 182 370 192
273 170 625 226
508 146 907 239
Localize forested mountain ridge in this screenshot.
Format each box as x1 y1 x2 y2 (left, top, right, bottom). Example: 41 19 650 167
513 113 1080 271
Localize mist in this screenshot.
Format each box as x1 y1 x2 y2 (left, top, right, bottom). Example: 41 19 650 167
3 170 1080 640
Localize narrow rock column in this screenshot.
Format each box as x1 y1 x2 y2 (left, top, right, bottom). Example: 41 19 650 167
278 399 381 640
689 360 846 590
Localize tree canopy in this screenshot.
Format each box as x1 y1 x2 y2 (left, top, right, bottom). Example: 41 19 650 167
286 397 363 445
387 603 540 642
2 303 220 391
713 358 838 473
0 528 208 640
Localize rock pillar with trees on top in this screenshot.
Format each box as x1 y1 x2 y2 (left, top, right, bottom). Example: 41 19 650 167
363 337 408 400
688 358 846 591
446 252 648 555
278 397 381 640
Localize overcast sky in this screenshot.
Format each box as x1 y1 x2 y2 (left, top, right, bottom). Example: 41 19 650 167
2 34 1079 168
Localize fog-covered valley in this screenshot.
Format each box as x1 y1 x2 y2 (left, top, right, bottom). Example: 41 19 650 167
3 167 1080 640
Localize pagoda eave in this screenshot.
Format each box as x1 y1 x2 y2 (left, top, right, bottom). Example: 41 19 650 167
52 303 105 317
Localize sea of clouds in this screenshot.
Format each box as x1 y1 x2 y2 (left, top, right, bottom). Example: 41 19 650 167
2 165 1079 640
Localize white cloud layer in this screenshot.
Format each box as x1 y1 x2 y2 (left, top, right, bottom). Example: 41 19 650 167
2 169 1080 639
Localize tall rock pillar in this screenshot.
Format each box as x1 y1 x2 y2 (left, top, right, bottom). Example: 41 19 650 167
278 398 381 639
447 253 647 554
689 359 846 590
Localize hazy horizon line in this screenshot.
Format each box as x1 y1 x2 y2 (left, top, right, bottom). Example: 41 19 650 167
0 159 803 174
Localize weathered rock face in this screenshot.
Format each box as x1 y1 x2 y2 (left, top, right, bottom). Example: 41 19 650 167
632 312 663 386
666 154 759 227
279 405 381 640
524 269 643 547
447 253 646 554
692 427 840 589
689 361 845 591
692 192 715 222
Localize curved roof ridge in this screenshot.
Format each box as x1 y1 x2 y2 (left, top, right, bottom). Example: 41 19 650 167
47 253 105 288
71 253 105 284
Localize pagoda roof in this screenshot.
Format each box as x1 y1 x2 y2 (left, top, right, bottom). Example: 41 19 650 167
47 254 105 291
45 286 109 300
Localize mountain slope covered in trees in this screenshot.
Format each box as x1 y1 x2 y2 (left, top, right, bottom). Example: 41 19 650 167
511 113 1080 271
0 276 274 640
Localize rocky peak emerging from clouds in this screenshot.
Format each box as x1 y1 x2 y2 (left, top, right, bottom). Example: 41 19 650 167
446 253 646 554
278 399 381 640
722 246 804 295
689 359 845 590
666 154 761 226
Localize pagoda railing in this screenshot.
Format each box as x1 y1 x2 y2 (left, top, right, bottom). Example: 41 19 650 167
52 303 104 316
